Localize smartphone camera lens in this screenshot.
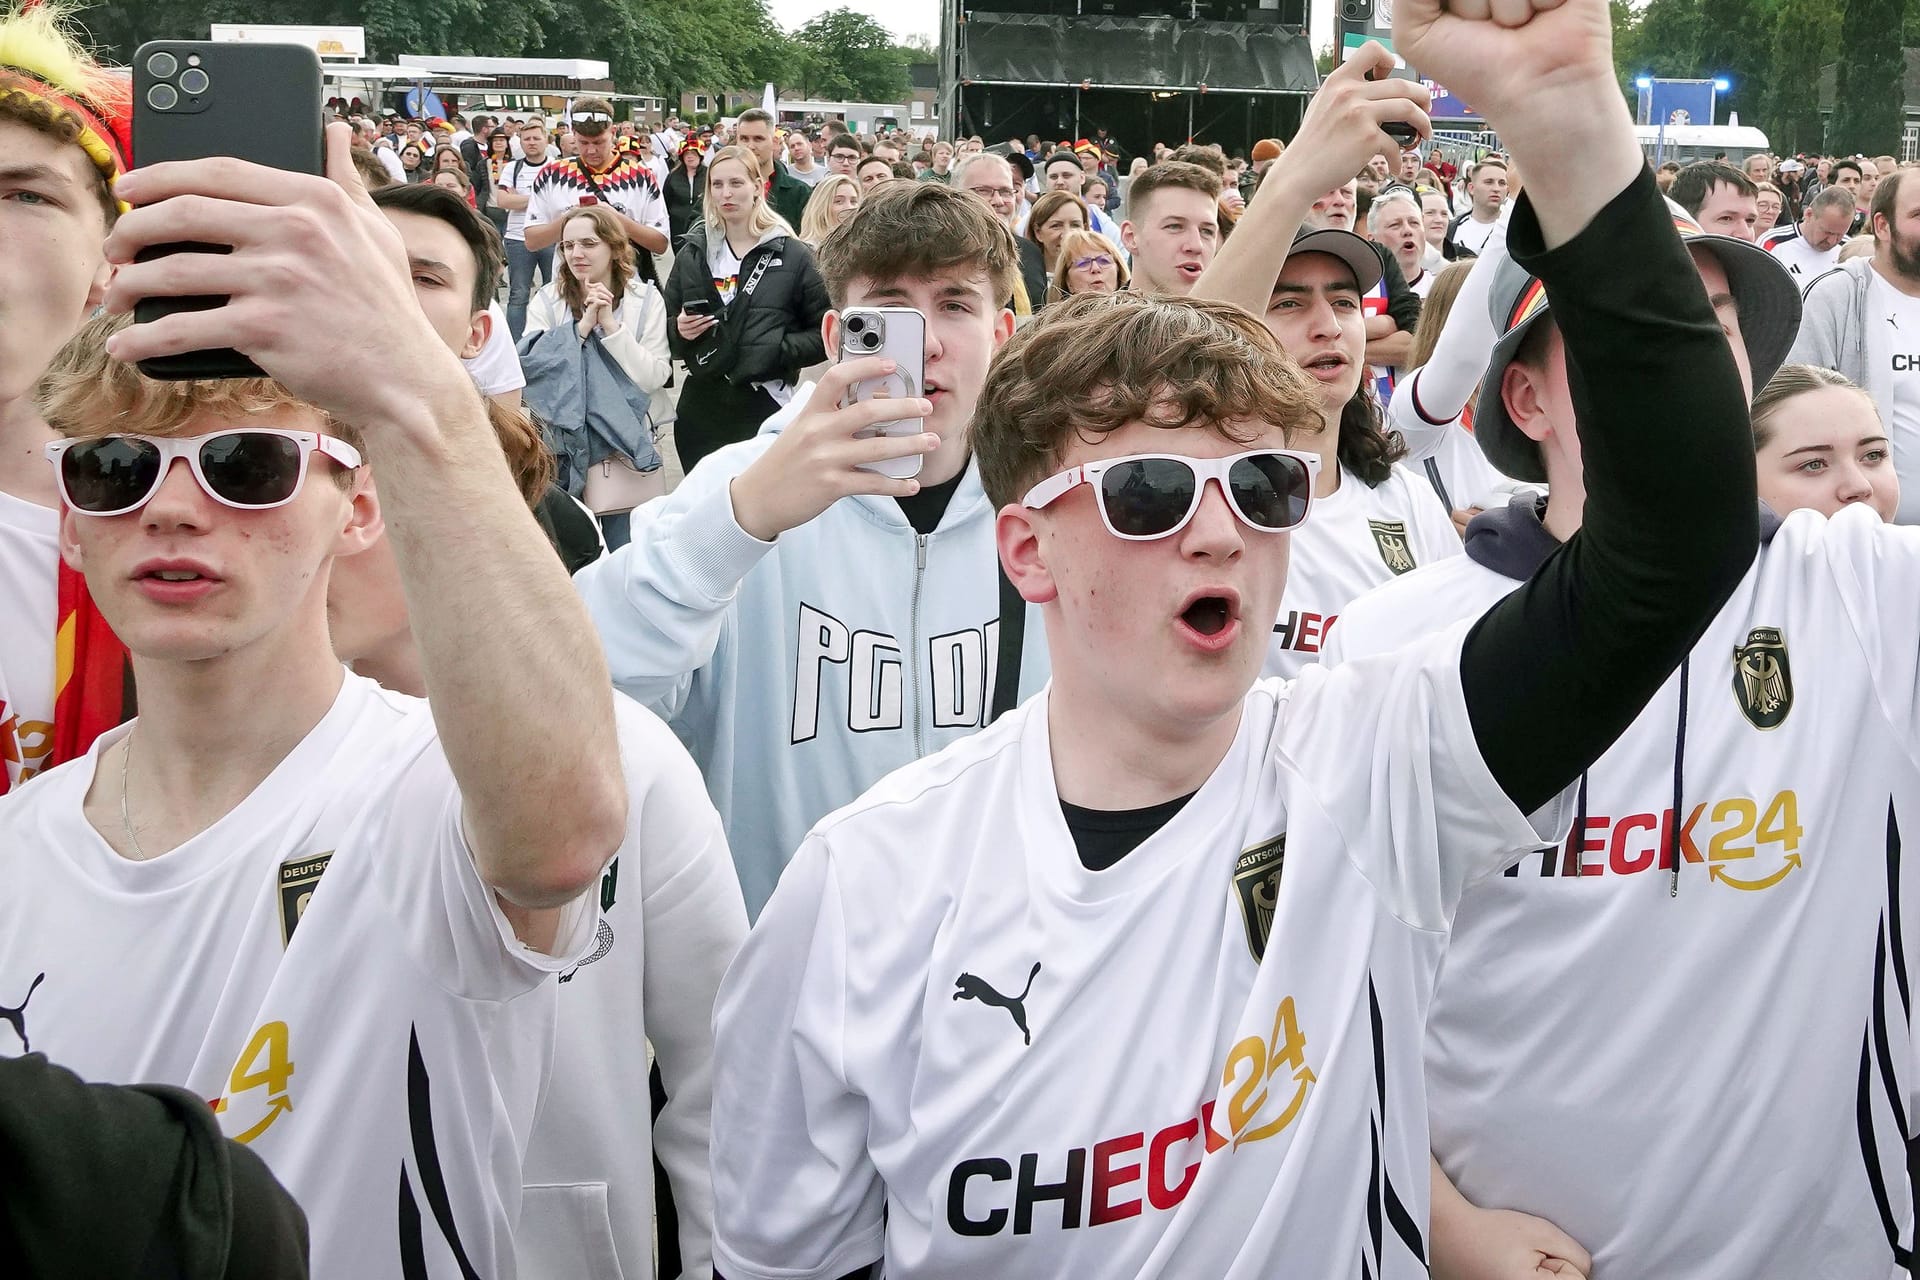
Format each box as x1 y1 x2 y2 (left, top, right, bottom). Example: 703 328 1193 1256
145 51 178 79
846 316 865 332
863 332 881 349
146 83 179 111
179 68 210 96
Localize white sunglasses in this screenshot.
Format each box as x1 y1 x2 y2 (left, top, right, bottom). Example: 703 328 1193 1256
1022 449 1320 541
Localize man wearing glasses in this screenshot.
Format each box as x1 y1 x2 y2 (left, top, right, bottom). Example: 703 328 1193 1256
955 151 1047 312
706 0 1760 1272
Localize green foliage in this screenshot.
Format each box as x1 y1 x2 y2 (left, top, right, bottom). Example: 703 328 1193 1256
68 1 930 114
789 9 909 102
1768 0 1839 153
1831 0 1906 152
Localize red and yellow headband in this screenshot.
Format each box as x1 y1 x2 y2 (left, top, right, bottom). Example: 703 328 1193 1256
0 66 128 179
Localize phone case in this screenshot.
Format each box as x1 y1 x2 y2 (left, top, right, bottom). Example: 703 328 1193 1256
841 307 927 480
132 42 325 380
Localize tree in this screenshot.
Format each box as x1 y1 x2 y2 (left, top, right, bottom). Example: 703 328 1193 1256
1767 0 1840 154
1831 0 1905 153
790 8 908 103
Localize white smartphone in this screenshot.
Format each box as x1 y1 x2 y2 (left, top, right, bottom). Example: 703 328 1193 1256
840 306 928 480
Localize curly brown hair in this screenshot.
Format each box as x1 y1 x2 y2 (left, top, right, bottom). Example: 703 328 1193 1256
972 291 1323 509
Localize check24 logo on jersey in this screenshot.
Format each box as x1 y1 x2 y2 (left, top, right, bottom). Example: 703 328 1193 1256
210 1019 296 1144
943 996 1315 1237
1511 788 1806 890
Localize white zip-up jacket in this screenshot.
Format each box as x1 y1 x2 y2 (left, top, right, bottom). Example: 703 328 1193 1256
575 384 1050 916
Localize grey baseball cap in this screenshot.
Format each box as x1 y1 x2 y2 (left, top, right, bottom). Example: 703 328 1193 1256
1474 212 1802 483
1285 226 1384 293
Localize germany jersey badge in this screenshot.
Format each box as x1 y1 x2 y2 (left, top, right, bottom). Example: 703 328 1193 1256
278 851 333 946
1367 520 1417 575
1733 626 1792 730
1233 835 1287 962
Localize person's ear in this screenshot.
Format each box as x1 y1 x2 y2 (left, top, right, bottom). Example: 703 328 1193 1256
85 256 114 313
333 469 386 558
57 508 89 575
1502 360 1558 447
822 310 842 361
998 504 1058 606
462 307 491 361
991 306 1016 349
1120 220 1138 254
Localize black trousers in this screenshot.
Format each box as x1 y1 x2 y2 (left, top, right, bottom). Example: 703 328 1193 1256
674 376 780 475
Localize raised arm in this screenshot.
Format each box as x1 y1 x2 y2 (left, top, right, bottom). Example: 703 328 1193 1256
104 126 626 932
1193 45 1430 317
1396 0 1757 813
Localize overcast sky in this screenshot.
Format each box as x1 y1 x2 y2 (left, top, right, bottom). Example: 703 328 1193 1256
766 0 1338 54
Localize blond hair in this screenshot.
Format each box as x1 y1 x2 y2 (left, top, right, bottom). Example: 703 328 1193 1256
35 312 359 488
1048 229 1128 300
799 173 860 244
702 145 790 240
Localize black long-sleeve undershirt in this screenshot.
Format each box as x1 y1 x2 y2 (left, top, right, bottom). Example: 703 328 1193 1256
1460 168 1757 814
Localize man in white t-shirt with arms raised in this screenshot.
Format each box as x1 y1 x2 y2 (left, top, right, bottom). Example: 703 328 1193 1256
706 0 1760 1270
0 124 627 1275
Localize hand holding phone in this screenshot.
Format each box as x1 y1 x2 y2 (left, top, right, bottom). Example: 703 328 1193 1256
130 41 325 380
838 307 928 480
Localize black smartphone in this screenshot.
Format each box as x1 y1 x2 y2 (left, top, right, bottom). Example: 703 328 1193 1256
683 299 714 317
1363 67 1422 148
132 41 325 380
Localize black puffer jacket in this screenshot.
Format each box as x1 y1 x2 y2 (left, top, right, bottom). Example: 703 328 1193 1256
665 222 829 388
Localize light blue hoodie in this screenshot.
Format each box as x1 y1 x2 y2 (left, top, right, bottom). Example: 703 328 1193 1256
574 384 1050 916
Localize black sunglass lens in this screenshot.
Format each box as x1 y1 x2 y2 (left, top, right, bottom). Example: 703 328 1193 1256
63 438 161 513
1099 457 1196 536
199 434 303 506
1228 454 1311 530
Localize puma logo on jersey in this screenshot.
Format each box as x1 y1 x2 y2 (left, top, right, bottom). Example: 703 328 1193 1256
954 962 1041 1045
1 972 45 1054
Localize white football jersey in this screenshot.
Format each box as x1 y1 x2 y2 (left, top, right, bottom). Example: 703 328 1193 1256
0 489 57 790
711 635 1570 1279
1263 464 1461 680
1329 504 1920 1278
0 672 601 1278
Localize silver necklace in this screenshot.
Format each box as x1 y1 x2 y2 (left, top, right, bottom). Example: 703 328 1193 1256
119 731 148 860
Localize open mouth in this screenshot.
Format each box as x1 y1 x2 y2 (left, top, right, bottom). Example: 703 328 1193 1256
1302 352 1348 380
1182 595 1231 635
1177 262 1203 278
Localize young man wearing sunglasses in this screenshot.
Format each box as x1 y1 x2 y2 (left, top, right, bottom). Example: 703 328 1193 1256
706 0 1760 1273
575 181 1047 919
0 7 127 792
0 126 627 1275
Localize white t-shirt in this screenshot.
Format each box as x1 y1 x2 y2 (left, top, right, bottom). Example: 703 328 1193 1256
0 672 600 1276
1863 267 1920 524
1327 506 1920 1279
0 489 58 791
711 647 1570 1279
464 301 526 397
1453 212 1505 258
1264 464 1462 679
518 693 748 1280
787 160 828 188
1762 227 1842 281
499 151 551 242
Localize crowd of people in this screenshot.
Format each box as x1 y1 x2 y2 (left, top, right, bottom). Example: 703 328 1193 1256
3 0 1920 1277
